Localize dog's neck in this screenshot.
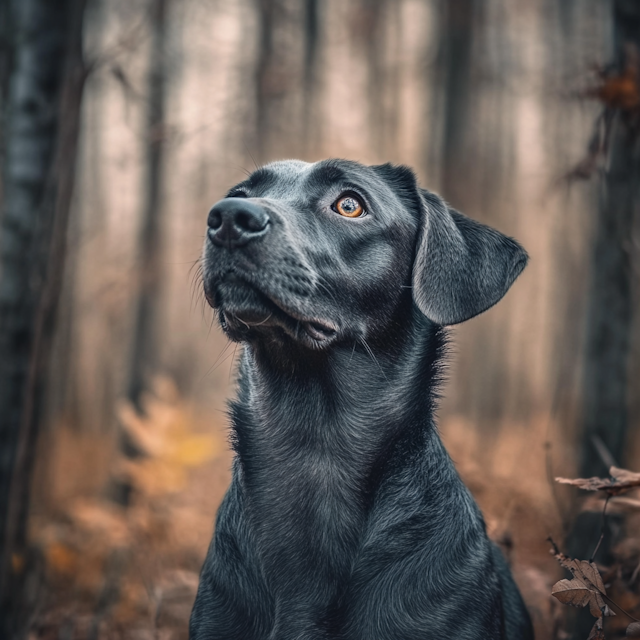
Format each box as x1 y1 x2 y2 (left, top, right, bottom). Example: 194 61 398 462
232 305 445 476
228 307 452 609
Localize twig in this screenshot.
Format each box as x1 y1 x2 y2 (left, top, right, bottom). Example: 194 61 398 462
590 494 611 562
591 435 617 470
544 440 568 532
601 591 640 623
547 535 561 555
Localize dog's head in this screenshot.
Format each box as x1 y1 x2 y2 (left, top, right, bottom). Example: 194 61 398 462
202 159 527 350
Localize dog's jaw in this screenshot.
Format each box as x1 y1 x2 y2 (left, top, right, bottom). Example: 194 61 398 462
209 272 341 351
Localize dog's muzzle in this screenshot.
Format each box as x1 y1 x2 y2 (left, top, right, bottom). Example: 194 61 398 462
207 198 270 249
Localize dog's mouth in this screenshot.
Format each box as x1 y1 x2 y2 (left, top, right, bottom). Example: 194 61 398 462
222 311 336 343
212 275 338 348
302 320 336 341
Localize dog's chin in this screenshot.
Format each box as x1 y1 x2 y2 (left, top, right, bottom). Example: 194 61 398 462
221 310 337 349
208 280 338 350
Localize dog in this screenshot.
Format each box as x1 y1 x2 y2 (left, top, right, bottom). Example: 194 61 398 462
192 159 533 640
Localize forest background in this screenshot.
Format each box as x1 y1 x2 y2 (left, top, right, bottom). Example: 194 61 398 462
1 0 640 638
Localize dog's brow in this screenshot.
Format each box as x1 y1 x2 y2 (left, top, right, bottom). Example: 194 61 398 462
247 168 277 191
307 164 346 188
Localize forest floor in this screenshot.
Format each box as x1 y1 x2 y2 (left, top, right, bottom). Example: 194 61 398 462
21 381 640 640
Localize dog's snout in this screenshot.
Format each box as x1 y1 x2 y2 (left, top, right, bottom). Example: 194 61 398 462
207 198 269 248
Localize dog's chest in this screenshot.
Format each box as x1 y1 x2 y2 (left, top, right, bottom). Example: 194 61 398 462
237 383 382 591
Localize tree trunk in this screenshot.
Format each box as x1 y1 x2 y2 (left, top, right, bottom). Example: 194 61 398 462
302 0 319 156
0 0 86 635
255 0 305 161
127 0 169 411
438 0 479 211
580 116 638 479
255 0 284 161
579 0 640 479
568 2 640 637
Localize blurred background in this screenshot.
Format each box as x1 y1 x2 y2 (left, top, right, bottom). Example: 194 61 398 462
1 0 640 638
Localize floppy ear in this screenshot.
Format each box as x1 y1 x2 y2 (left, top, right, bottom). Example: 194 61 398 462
413 189 528 325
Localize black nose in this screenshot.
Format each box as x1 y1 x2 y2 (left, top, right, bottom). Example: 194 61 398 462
207 198 270 248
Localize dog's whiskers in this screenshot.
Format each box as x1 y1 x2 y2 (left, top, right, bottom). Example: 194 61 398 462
348 340 357 365
315 275 341 309
242 313 273 327
359 337 389 383
201 339 234 380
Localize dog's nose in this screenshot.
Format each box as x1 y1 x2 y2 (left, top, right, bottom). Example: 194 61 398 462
207 199 270 248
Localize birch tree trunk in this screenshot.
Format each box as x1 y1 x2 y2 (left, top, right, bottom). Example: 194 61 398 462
0 0 86 635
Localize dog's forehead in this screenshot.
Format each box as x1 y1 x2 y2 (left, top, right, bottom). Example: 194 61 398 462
248 159 400 203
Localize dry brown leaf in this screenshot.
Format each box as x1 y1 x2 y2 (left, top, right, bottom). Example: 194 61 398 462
550 547 615 621
628 622 640 637
612 497 640 510
581 495 640 514
588 617 605 640
552 578 606 618
45 542 78 578
556 466 640 496
67 498 131 546
588 49 640 111
115 387 220 498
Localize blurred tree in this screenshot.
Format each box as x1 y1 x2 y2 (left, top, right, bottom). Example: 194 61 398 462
356 0 386 157
568 1 640 637
302 0 319 156
438 0 479 211
580 0 639 481
256 0 289 160
127 0 170 412
434 0 506 430
0 0 87 635
255 0 307 160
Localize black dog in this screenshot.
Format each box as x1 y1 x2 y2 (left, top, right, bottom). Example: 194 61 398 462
192 159 533 640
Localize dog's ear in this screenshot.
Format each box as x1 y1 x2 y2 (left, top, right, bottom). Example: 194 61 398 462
413 189 528 325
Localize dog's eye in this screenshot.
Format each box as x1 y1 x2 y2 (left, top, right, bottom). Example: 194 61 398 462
228 191 248 198
333 195 364 218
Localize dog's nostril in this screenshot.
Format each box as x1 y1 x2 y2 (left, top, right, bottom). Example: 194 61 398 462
236 210 267 233
208 208 222 230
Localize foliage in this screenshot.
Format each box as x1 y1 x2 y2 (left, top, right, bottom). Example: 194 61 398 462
26 377 228 639
551 468 640 639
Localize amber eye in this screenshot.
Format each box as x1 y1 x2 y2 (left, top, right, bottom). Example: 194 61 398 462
334 195 364 218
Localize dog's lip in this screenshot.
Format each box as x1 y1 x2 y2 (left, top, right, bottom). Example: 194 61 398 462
302 320 336 341
214 273 339 345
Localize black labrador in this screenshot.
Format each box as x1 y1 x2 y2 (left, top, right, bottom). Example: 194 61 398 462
192 159 534 640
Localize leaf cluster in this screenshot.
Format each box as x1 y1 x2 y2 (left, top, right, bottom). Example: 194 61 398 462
551 466 640 639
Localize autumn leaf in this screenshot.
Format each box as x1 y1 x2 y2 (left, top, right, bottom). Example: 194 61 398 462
115 377 221 497
585 46 640 112
45 542 78 578
11 553 24 574
556 466 640 496
589 617 605 640
588 68 640 111
549 543 615 622
552 578 607 618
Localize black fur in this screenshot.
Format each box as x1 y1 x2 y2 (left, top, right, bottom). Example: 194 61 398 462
192 159 533 640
